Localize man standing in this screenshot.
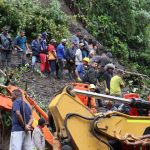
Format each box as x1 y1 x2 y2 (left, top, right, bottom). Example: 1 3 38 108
39 32 49 74
56 39 66 79
75 42 82 66
104 63 115 94
15 30 29 67
31 34 42 70
65 42 78 80
9 89 33 150
0 26 12 69
110 70 125 97
48 39 57 78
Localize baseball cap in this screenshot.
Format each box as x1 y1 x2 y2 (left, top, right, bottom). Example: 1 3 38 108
104 63 115 70
79 43 84 47
50 39 56 43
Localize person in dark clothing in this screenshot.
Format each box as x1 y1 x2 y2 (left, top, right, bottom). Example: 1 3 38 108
39 32 49 74
56 39 66 79
65 42 77 80
9 89 33 150
0 26 13 69
104 63 115 94
31 34 42 70
82 61 99 85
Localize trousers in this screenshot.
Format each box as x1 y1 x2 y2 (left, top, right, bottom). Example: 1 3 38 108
9 131 32 150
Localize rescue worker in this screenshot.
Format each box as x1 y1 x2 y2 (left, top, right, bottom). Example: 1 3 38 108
0 26 12 69
75 57 90 82
32 118 46 150
110 69 125 97
88 84 97 113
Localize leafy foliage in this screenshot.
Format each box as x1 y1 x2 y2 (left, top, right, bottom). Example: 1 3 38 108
73 0 150 73
0 0 71 41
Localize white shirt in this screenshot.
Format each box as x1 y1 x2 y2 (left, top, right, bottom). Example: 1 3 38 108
32 126 45 150
75 48 82 66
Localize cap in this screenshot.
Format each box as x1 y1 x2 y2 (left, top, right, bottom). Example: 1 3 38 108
79 43 84 47
61 39 67 43
83 57 90 63
89 84 96 89
50 39 56 43
104 63 115 70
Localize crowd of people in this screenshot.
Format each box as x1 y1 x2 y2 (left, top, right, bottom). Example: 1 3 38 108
0 26 125 97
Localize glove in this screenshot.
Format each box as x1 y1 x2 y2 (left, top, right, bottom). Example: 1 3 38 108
77 77 82 82
105 88 109 94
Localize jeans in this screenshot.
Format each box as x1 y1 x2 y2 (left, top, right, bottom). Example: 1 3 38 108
49 60 56 77
32 56 37 66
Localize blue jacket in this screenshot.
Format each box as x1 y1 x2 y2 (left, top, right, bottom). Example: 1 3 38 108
40 38 47 54
31 39 42 56
56 43 65 59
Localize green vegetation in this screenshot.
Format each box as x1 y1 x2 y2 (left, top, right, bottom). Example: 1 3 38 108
0 0 71 41
0 0 150 74
73 0 150 74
